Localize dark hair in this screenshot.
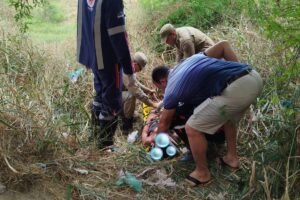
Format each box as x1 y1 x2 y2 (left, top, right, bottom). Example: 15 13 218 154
152 65 170 83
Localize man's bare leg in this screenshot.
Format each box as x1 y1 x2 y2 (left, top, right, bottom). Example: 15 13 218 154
185 124 211 182
204 40 239 62
223 121 239 168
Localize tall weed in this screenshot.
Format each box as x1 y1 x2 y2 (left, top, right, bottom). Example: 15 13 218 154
139 0 299 198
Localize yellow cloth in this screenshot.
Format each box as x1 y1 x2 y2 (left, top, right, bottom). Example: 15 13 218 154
142 103 151 121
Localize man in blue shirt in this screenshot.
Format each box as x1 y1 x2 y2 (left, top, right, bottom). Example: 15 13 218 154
152 41 263 186
77 0 135 148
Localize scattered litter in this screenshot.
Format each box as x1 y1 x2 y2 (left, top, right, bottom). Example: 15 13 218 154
68 67 84 83
62 132 69 139
36 161 58 169
74 168 89 175
116 169 142 193
102 145 120 153
127 130 138 143
280 99 293 108
139 167 176 187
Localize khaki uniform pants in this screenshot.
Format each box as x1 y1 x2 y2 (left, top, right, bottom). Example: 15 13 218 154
122 91 136 119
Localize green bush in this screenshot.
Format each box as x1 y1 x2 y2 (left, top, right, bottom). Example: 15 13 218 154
139 0 177 9
156 0 246 30
41 1 65 23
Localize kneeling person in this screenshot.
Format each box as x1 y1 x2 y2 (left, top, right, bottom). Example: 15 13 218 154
122 52 160 131
152 41 263 185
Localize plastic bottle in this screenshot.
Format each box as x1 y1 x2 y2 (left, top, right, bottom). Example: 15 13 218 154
116 170 142 193
69 68 84 83
166 145 177 157
155 133 170 148
150 147 163 161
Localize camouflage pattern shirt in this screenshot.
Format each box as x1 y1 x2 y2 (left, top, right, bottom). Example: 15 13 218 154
175 27 215 62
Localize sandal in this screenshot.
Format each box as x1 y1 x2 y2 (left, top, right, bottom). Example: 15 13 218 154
185 175 212 187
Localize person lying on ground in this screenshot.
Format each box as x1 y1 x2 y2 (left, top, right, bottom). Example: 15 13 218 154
141 105 225 150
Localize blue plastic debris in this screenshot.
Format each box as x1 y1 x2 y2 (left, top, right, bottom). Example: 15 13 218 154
116 170 142 193
280 99 293 108
68 68 84 83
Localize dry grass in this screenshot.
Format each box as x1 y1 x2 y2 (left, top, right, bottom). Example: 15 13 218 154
0 0 299 200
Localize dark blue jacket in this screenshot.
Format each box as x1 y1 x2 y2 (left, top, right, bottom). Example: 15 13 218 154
77 0 133 75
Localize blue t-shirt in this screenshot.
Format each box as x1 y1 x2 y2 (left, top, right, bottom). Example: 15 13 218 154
163 53 251 109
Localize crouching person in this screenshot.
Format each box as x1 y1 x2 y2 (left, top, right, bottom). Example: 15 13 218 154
122 52 161 132
151 41 263 186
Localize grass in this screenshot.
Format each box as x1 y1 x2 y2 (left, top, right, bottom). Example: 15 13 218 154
27 0 76 43
0 0 299 199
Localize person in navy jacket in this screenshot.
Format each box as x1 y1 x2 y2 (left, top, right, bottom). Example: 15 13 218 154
77 0 135 148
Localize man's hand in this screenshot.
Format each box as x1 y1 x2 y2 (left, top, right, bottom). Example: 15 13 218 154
149 89 159 101
147 89 156 95
157 108 176 133
152 100 163 109
152 102 160 108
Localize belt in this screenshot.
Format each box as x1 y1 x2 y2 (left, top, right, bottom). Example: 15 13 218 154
227 69 252 85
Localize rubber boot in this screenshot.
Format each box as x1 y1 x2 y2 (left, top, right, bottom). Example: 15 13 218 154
97 117 119 149
121 117 133 135
89 105 101 142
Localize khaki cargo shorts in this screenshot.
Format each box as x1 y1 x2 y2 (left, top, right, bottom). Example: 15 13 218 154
187 70 263 134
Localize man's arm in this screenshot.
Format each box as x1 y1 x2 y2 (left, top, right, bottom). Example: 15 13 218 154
136 80 156 94
182 39 195 59
105 0 133 75
204 40 239 62
176 48 183 63
124 74 159 108
157 108 176 133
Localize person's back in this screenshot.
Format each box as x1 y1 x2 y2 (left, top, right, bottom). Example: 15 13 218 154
176 26 215 54
164 53 250 109
160 23 214 62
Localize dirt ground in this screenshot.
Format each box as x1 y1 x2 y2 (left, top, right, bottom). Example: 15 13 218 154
0 190 54 200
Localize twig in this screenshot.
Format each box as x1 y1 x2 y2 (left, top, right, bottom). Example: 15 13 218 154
4 155 19 173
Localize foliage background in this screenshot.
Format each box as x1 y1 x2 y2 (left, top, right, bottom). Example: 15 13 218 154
0 0 299 199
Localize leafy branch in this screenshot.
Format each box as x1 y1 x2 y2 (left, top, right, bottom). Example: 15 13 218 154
8 0 46 32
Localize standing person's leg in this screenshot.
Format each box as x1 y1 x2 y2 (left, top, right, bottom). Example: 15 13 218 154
185 125 211 184
218 69 263 167
222 121 239 168
185 69 263 180
90 68 103 141
97 64 123 148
